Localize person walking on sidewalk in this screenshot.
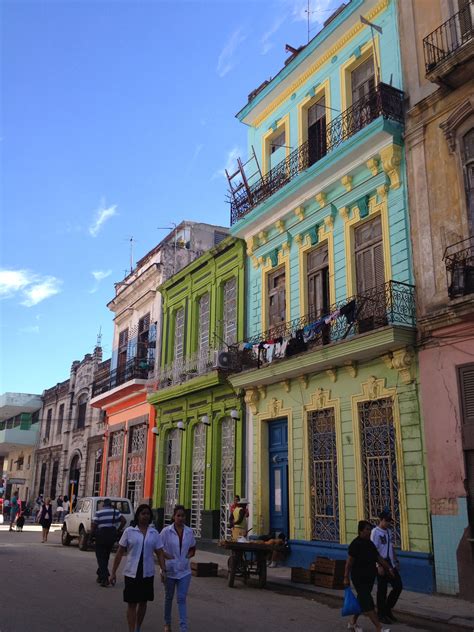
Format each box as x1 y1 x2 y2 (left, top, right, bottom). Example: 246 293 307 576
91 498 126 587
110 504 166 632
231 498 249 541
161 505 196 632
9 492 19 531
37 497 53 542
371 510 403 624
344 520 394 632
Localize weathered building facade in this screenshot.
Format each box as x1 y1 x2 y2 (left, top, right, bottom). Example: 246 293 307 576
149 236 245 539
34 347 107 502
228 0 432 592
0 392 42 504
398 0 474 598
90 222 229 509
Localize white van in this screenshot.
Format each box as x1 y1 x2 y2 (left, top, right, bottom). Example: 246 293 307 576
62 496 133 550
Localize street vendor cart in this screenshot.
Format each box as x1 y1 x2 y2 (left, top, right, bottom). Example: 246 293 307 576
219 540 285 588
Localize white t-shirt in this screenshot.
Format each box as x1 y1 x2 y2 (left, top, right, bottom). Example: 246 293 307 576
119 525 163 579
371 526 395 565
160 524 196 580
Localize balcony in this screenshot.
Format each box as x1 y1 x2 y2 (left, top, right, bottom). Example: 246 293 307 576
423 1 474 88
232 281 415 380
229 83 405 225
444 236 474 299
155 348 221 389
92 357 151 397
0 415 39 456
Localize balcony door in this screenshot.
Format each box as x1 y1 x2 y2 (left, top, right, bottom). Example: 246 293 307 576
351 56 376 103
308 97 327 166
462 128 474 234
117 329 128 378
307 244 330 319
355 216 386 332
268 419 289 537
268 268 286 330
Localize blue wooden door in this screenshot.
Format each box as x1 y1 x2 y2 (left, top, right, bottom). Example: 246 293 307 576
269 419 289 536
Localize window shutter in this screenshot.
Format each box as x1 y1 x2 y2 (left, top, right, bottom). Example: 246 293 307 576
174 308 185 360
198 293 210 353
223 278 237 345
374 242 385 288
460 365 474 424
268 269 286 328
355 217 384 293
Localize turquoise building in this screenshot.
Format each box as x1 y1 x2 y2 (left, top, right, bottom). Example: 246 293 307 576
228 0 433 592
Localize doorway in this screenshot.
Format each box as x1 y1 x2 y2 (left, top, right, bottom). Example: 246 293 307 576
268 418 289 536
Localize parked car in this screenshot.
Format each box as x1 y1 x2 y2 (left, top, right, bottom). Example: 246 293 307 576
62 496 133 550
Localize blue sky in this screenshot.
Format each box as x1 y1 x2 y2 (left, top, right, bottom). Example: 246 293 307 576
1 0 340 394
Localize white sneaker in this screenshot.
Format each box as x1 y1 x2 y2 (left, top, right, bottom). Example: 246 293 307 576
381 628 391 632
347 624 363 632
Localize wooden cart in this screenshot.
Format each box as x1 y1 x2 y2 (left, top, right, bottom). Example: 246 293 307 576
219 540 285 589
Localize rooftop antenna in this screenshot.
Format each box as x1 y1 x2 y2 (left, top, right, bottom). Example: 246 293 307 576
360 15 383 84
124 236 137 274
307 0 310 43
96 326 102 347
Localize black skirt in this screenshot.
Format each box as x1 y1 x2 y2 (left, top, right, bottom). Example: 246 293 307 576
123 575 154 603
40 519 52 529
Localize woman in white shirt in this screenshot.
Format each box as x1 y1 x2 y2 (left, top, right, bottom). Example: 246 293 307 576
161 505 196 632
110 504 166 632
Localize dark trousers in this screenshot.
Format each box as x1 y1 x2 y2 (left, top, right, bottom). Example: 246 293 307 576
95 528 116 582
377 566 403 616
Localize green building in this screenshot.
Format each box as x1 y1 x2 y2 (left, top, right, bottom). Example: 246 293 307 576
149 236 245 538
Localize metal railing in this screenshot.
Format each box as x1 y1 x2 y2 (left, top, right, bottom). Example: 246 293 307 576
443 236 474 298
155 348 218 389
237 281 415 369
230 82 405 224
92 357 151 397
423 1 473 73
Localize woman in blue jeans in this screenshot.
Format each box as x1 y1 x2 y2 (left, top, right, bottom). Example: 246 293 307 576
161 505 196 632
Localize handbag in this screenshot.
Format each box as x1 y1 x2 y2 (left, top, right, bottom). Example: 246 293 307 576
341 587 362 617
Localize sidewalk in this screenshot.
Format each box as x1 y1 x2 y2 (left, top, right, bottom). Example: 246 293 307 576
193 546 474 632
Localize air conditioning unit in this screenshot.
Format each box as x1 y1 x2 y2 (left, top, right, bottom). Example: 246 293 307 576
214 350 239 371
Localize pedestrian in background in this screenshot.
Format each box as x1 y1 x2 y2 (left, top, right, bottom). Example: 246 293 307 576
161 505 196 632
37 497 53 542
371 511 403 624
9 491 19 532
344 520 393 632
56 495 65 523
3 497 10 520
91 498 126 587
231 498 249 540
110 504 166 632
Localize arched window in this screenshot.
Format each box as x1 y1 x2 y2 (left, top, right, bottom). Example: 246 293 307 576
76 394 88 430
462 128 474 233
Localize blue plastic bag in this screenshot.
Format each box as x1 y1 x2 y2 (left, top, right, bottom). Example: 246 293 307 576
341 587 362 616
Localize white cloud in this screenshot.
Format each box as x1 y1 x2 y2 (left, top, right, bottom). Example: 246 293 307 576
212 146 243 181
89 269 112 294
21 276 62 307
217 28 247 78
0 270 31 297
0 269 62 306
261 16 286 55
19 325 40 334
89 201 118 237
92 269 112 282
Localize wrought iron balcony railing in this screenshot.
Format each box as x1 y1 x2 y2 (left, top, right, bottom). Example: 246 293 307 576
237 281 415 370
443 236 474 299
229 82 405 225
92 357 151 397
155 348 219 389
423 1 473 73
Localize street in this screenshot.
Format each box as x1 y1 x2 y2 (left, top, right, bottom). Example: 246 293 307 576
0 526 431 632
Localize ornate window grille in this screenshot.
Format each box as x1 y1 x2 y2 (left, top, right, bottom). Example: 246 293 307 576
107 431 124 497
308 408 339 542
164 429 181 524
190 424 206 537
358 398 401 545
126 424 147 508
219 417 235 540
223 278 238 345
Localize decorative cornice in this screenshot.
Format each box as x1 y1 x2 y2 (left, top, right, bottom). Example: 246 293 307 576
323 215 334 231
384 347 415 385
294 205 305 222
275 219 286 234
246 236 258 256
281 379 291 393
244 387 260 414
315 192 327 208
440 98 474 152
344 361 358 378
377 183 389 201
380 144 402 189
257 385 267 399
251 0 390 128
341 175 353 192
339 206 350 221
258 230 268 245
299 374 309 389
326 368 337 382
366 157 379 176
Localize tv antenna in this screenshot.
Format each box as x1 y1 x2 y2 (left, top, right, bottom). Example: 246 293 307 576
124 236 137 274
360 15 383 84
96 326 102 347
